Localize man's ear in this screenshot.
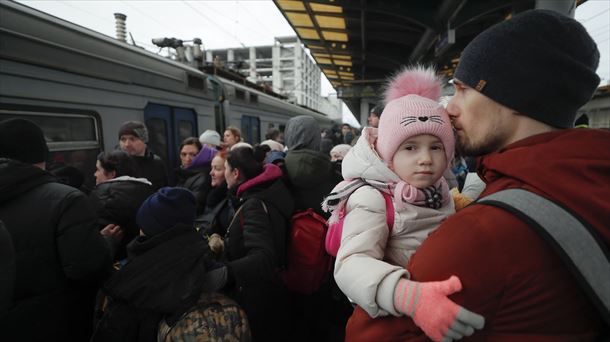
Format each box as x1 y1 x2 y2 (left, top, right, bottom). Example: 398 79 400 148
233 167 241 181
109 170 117 179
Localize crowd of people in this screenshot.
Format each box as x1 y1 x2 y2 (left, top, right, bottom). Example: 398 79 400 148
0 8 608 342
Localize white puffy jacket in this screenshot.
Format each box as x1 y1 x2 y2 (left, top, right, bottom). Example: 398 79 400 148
334 127 454 318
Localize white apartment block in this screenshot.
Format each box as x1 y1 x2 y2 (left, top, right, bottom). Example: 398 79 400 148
206 36 325 114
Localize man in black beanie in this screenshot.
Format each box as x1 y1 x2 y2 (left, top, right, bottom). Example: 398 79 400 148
118 120 169 191
345 10 610 340
0 118 122 341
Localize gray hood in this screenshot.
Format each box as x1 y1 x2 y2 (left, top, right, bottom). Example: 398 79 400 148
284 115 321 151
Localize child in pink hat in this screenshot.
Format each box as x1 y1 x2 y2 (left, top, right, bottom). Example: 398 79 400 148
323 66 484 341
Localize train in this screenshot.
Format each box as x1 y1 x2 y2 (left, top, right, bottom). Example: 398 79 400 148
0 0 335 187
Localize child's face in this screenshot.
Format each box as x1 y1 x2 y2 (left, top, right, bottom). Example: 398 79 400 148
389 134 447 188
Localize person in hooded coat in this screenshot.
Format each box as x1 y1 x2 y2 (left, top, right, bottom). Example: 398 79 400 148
283 115 342 217
175 137 216 215
281 116 349 341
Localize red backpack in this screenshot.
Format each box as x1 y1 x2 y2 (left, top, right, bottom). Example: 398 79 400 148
280 209 332 295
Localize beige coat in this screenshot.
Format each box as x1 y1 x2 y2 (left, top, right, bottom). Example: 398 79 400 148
334 128 454 318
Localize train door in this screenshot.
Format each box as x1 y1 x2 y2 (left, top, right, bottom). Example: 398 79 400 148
208 76 226 134
241 115 261 144
144 103 197 180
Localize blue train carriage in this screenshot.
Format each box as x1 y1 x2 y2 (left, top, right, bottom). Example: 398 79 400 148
0 0 334 188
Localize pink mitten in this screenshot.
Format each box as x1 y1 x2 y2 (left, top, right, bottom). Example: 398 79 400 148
394 275 485 341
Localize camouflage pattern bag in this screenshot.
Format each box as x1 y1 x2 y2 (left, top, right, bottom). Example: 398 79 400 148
158 292 251 342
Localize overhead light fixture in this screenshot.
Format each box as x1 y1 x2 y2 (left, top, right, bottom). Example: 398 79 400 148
334 59 352 66
332 54 351 60
296 28 320 39
323 31 348 42
315 15 346 29
287 12 314 27
276 0 305 11
310 3 342 13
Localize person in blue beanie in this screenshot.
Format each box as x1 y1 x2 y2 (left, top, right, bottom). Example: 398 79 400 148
92 187 214 342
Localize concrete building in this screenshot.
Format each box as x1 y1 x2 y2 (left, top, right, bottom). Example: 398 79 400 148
207 36 327 115
577 84 610 128
319 95 343 121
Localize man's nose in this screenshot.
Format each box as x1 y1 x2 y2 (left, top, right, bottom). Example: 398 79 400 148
446 98 458 118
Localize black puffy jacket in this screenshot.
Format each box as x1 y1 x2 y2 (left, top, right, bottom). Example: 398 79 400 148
0 158 112 342
175 164 212 215
91 224 213 342
224 164 294 341
131 149 168 191
89 176 154 260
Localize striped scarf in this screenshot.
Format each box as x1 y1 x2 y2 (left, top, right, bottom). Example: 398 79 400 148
322 178 449 224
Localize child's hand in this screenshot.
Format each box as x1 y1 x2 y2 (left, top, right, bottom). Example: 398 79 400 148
451 188 473 211
394 275 485 341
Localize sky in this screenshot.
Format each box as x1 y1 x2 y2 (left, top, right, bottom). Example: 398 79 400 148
15 0 610 125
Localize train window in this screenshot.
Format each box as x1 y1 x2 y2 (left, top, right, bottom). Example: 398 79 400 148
250 93 258 103
187 74 206 91
0 112 97 144
0 109 101 192
241 115 261 144
146 118 169 166
235 89 246 101
178 120 193 141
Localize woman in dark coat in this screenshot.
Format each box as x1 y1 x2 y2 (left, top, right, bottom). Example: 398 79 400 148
206 146 294 342
176 137 215 215
197 150 231 237
89 150 154 260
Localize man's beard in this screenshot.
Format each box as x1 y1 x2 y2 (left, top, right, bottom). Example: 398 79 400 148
457 129 507 157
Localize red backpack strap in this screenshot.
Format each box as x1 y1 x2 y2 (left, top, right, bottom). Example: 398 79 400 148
380 191 394 232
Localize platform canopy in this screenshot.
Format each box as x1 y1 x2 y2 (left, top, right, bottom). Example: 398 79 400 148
274 0 586 119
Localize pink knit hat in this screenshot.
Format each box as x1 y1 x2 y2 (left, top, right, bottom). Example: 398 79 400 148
376 66 454 164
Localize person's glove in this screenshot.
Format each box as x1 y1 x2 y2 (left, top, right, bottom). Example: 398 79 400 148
393 275 485 342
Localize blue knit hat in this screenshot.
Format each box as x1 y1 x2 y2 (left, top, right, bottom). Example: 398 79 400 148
136 187 196 237
454 9 600 128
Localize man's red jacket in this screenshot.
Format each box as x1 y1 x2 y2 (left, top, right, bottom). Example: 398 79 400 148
346 129 610 341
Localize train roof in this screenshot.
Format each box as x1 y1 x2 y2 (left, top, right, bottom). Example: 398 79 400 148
0 0 334 124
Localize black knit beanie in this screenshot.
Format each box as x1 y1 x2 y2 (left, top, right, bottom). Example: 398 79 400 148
454 9 600 128
0 118 49 163
118 121 149 143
